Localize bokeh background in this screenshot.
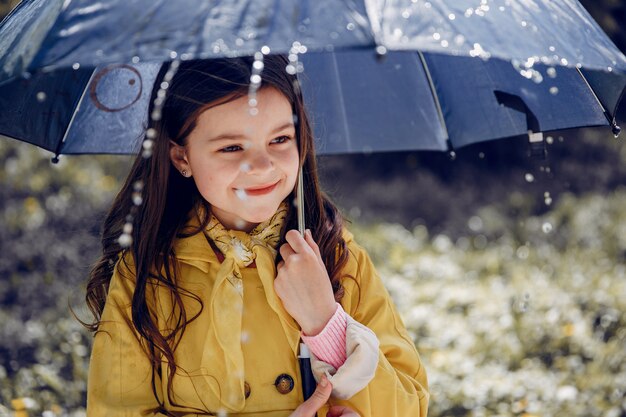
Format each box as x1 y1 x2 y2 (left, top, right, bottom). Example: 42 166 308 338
1 1 625 416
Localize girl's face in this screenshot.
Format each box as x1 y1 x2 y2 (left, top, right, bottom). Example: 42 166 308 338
170 86 299 232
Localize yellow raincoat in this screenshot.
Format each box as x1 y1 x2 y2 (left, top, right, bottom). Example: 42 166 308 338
87 221 429 416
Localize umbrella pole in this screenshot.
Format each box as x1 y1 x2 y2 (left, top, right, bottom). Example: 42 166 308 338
297 165 305 234
296 165 318 412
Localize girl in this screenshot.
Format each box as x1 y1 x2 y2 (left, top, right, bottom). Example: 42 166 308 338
85 54 428 417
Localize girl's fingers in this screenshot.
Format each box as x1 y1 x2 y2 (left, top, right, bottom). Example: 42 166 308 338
285 229 312 255
289 375 332 417
304 229 324 262
279 242 296 260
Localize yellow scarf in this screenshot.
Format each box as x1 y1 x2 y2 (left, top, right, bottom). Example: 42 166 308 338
198 200 302 411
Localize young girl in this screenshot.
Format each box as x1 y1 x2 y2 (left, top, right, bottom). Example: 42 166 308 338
85 54 428 417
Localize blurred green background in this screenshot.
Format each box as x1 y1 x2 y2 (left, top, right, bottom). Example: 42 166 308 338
1 1 625 416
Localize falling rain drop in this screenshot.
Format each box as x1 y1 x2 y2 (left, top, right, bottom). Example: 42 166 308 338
72 62 80 70
235 218 247 230
542 222 553 234
118 233 132 247
123 222 133 234
547 67 557 78
235 189 248 201
261 45 271 55
544 191 552 206
375 45 387 56
241 330 250 343
132 192 143 205
546 136 554 144
449 151 456 160
240 162 251 173
249 107 259 116
525 173 535 183
36 92 47 102
478 152 485 159
217 409 228 417
448 13 456 20
549 86 559 95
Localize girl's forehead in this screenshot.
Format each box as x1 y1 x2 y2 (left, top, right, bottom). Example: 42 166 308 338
194 87 295 135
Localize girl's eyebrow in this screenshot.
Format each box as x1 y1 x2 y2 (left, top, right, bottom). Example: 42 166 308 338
208 122 295 142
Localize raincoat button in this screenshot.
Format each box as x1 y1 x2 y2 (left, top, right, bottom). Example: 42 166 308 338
244 381 251 399
274 374 294 394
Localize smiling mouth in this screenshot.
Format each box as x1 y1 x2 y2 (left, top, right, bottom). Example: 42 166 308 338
239 180 280 196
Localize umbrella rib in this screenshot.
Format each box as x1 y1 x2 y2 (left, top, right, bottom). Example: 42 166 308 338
574 67 615 126
416 51 449 144
55 68 96 157
330 53 352 152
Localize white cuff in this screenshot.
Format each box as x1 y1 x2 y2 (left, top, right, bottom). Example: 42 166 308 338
309 314 379 400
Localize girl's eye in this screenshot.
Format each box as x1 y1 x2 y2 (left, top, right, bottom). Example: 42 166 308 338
219 145 243 153
271 135 292 144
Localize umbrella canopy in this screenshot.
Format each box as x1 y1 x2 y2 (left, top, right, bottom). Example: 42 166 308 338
0 0 625 157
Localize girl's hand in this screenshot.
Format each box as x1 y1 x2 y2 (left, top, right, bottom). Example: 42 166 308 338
288 375 361 417
275 229 337 335
289 374 332 417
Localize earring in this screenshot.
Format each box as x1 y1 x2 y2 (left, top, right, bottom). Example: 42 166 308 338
181 169 189 177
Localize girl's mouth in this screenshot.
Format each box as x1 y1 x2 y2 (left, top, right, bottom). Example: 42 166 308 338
241 180 280 196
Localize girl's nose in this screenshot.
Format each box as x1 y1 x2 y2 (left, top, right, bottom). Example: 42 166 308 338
245 149 274 174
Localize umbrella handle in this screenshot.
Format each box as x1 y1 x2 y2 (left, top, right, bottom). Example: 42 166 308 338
299 342 318 417
297 166 305 234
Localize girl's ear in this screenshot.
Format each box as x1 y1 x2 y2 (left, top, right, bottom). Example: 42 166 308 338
169 140 191 175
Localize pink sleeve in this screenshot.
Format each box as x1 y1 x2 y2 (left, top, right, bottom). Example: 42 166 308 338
301 302 348 369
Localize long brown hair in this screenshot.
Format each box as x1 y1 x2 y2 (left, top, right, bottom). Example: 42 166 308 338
85 55 349 414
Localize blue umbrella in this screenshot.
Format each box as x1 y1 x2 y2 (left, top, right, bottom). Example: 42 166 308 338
0 0 625 157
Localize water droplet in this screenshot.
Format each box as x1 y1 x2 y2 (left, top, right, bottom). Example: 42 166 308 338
544 196 552 206
449 151 456 160
468 216 483 232
560 58 568 66
433 32 441 41
424 2 431 8
547 67 557 78
118 233 132 247
261 45 271 55
346 22 355 31
249 107 259 116
241 330 250 343
72 62 80 70
253 60 264 71
531 71 543 84
448 13 456 20
217 408 228 417
133 180 144 191
375 45 387 55
285 64 296 75
478 152 485 159
248 98 258 107
235 189 248 201
549 46 556 52
542 222 553 234
151 109 162 121
142 149 153 158
240 162 251 173
525 173 535 183
549 86 559 95
440 40 449 48
454 34 465 45
250 74 262 84
132 56 140 64
169 51 178 59
123 222 133 234
142 140 153 150
402 9 410 18
546 136 554 144
36 92 47 102
132 192 143 205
